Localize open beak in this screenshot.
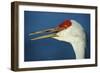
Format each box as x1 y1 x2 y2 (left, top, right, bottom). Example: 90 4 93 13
29 20 72 40
29 28 59 40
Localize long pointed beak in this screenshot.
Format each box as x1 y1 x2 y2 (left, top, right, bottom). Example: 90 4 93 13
29 28 59 40
29 28 57 36
31 33 58 40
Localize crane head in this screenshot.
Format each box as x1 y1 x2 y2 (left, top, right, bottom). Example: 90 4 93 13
29 20 86 59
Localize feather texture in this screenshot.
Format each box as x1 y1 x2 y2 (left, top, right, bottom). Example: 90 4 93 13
52 20 86 59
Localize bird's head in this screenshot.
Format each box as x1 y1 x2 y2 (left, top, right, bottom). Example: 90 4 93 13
29 20 72 40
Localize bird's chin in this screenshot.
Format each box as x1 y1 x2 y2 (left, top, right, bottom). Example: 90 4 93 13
52 37 63 41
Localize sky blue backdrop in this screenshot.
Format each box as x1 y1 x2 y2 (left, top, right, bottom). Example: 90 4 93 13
24 11 90 61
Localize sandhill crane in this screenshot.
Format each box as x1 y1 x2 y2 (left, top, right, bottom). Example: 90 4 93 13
29 20 86 59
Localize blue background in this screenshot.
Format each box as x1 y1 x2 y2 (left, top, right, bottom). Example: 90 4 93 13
24 11 90 61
